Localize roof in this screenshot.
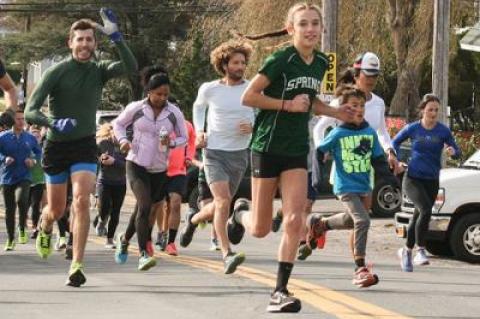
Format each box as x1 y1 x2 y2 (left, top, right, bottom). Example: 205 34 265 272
460 22 480 53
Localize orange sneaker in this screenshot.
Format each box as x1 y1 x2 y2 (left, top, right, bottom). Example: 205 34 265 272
146 240 154 257
165 243 178 256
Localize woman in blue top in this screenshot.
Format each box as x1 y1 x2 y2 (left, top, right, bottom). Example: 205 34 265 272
393 94 460 272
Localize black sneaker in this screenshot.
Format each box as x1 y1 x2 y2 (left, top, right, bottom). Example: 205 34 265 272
266 290 302 313
30 229 39 239
179 208 199 248
223 251 246 274
156 232 168 251
65 262 86 287
297 242 312 261
227 198 248 245
271 209 283 233
65 245 73 260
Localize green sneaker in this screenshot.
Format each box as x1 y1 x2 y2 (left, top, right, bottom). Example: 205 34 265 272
138 251 157 271
224 251 246 274
66 262 86 287
36 230 52 259
18 229 28 244
4 240 15 251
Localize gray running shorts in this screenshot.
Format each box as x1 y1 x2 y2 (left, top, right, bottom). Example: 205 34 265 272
203 148 249 196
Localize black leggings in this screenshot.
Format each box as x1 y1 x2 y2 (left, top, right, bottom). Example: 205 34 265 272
125 161 167 251
97 183 126 239
29 184 44 229
403 175 439 249
3 180 30 241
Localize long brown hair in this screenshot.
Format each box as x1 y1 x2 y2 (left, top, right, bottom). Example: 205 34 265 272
233 3 323 41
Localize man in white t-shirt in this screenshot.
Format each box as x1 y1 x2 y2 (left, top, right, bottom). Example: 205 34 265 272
179 40 255 274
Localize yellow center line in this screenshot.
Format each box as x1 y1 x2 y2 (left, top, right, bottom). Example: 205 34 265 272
89 236 411 319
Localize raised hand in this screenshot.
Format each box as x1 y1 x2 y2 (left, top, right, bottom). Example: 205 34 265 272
336 103 355 122
52 118 77 134
95 8 122 42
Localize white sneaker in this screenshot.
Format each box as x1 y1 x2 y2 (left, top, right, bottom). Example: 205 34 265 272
105 238 116 249
55 236 66 251
413 248 430 266
209 238 220 251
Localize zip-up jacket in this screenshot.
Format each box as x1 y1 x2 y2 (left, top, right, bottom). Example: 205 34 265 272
0 130 42 185
113 98 187 172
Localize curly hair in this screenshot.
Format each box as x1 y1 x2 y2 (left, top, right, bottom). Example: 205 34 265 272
210 40 253 76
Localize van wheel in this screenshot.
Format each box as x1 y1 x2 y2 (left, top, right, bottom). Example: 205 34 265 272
450 214 480 263
371 180 402 218
425 240 453 256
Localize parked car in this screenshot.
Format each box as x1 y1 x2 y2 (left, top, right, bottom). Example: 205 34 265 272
96 110 121 129
395 149 480 263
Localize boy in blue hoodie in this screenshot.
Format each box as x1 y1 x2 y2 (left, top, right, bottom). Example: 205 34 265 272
309 86 397 288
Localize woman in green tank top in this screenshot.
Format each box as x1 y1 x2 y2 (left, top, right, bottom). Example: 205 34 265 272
227 2 353 313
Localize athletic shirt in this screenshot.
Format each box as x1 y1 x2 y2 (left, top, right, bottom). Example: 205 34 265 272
250 46 328 156
25 41 137 142
318 121 384 195
193 79 254 151
392 121 460 180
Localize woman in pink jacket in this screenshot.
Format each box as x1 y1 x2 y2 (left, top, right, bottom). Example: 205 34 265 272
113 66 187 271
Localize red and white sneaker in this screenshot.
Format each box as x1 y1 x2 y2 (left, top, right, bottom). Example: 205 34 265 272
352 264 379 288
306 214 327 249
165 243 178 256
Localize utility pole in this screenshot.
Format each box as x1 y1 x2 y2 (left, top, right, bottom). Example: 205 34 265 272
321 0 338 102
22 14 31 105
432 0 450 126
321 0 337 53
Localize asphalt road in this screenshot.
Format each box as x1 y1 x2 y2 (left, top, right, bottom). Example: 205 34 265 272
0 196 479 319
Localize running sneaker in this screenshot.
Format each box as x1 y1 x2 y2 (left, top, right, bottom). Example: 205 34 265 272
271 209 283 233
36 230 52 259
92 215 99 228
266 290 302 313
306 213 327 249
352 265 379 288
4 239 15 251
179 208 198 248
115 233 129 264
397 247 413 272
165 243 178 256
146 240 154 257
297 242 312 261
155 232 168 251
414 248 430 266
18 228 28 244
54 236 67 251
227 198 249 245
223 251 246 274
66 262 86 287
95 221 107 237
105 238 116 249
138 251 157 271
209 238 220 251
30 229 39 239
65 245 73 260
